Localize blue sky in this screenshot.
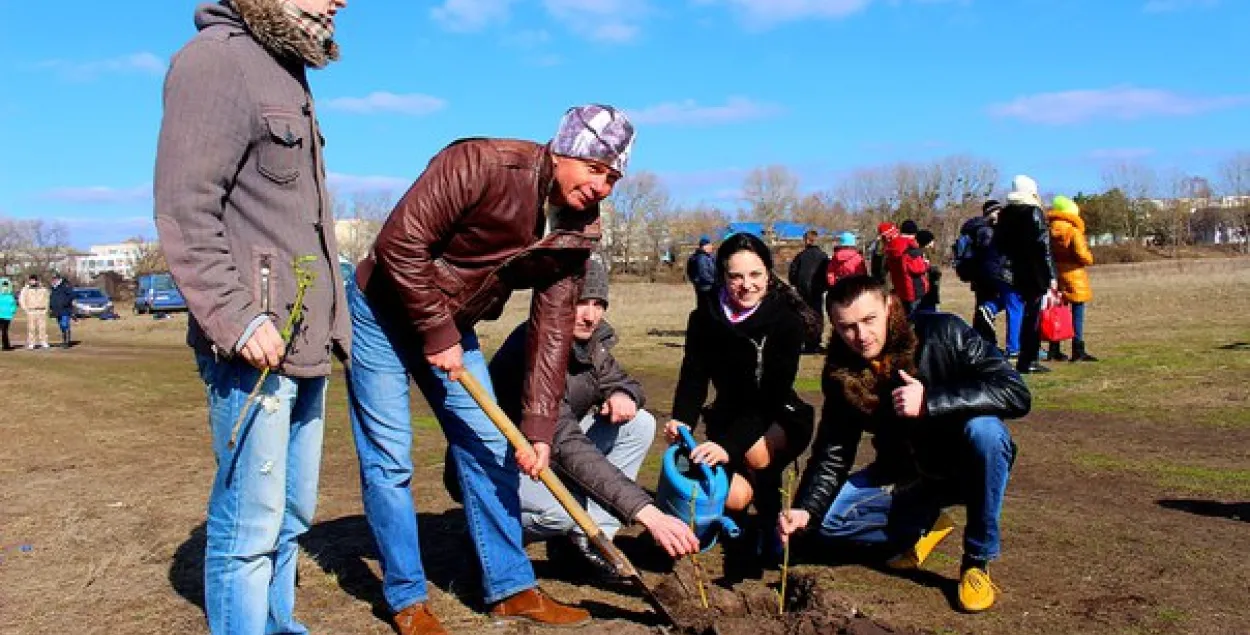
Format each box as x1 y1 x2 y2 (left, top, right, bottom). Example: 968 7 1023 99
1 0 1246 248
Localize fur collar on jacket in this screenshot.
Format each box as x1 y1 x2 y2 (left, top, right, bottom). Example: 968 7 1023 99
230 0 339 68
824 295 918 415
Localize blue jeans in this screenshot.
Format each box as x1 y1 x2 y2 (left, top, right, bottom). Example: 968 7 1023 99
519 410 656 541
1072 301 1086 342
819 416 1014 562
992 282 1024 356
345 273 535 613
195 354 327 635
57 313 71 332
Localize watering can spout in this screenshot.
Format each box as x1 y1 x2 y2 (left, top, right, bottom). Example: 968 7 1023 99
718 515 741 538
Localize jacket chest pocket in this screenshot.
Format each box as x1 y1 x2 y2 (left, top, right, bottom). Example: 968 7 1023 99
258 112 305 185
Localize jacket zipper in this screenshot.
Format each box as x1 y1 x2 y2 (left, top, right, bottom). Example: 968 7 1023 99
260 255 272 314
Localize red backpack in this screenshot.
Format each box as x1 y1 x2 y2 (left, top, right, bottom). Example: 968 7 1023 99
827 248 868 286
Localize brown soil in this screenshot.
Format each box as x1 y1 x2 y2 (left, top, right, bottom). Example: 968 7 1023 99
651 565 923 635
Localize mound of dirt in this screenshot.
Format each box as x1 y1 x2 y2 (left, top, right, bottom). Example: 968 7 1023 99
649 564 925 635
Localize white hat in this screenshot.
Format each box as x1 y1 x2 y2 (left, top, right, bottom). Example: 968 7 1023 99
1007 174 1042 206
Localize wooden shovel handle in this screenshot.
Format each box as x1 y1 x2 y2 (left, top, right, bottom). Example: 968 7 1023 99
457 370 638 577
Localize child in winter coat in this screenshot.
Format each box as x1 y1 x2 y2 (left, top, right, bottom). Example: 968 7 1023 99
1047 196 1098 361
826 231 868 288
885 220 930 314
915 230 942 312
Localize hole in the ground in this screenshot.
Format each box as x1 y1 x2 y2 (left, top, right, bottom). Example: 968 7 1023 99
651 568 925 635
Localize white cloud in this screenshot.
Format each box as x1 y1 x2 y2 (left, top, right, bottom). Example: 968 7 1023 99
988 86 1250 125
694 0 872 25
324 92 447 116
40 185 151 205
1143 0 1219 13
38 52 165 80
327 173 410 195
431 0 516 31
627 97 783 125
542 0 647 43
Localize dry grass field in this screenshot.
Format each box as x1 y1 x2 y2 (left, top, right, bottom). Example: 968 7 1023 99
2 257 1248 635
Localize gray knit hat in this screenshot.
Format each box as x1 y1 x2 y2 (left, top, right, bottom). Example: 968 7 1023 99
580 253 610 307
551 104 635 175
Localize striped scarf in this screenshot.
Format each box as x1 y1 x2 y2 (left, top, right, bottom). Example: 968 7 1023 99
281 1 335 62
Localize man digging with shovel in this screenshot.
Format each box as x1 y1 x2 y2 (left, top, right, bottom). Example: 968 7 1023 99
345 105 634 634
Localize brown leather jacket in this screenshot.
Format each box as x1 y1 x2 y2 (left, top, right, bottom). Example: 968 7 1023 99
356 138 600 444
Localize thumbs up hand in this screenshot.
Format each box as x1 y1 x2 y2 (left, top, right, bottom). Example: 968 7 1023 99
892 370 927 419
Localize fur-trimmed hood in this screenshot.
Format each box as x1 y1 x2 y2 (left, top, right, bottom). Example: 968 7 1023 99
196 0 338 68
824 295 918 415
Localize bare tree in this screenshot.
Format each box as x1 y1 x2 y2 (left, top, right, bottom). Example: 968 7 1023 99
670 204 729 247
130 236 169 277
792 191 853 232
0 217 26 276
607 171 669 274
1217 152 1250 252
741 165 799 233
0 218 72 279
1102 161 1158 241
332 189 395 262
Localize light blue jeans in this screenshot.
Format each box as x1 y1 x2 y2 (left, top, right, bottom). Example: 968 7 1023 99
520 410 657 540
345 272 536 613
819 416 1014 562
195 354 327 635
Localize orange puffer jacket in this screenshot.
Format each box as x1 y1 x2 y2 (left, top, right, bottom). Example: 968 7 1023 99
1047 206 1094 303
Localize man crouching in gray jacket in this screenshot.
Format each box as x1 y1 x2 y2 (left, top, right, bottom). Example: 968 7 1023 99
485 256 699 578
154 1 348 633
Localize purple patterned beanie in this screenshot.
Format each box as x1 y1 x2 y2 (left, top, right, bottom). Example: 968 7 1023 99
550 104 635 175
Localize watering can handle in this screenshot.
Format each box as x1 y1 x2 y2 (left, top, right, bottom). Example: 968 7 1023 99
677 425 719 486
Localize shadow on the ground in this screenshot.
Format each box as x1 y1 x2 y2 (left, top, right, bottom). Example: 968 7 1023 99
1157 498 1249 523
170 523 206 612
301 511 485 618
1216 342 1250 351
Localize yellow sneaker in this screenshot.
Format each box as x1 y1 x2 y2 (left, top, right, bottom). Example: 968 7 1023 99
957 567 997 613
886 510 956 570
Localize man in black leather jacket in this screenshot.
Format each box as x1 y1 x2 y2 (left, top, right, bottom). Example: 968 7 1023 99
778 275 1030 613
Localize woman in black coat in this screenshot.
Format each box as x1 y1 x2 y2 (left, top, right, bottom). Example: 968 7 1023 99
664 233 818 559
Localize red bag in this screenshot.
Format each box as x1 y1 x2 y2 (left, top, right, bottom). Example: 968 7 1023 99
1039 302 1075 342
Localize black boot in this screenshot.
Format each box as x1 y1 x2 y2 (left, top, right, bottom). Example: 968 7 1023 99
1073 340 1099 362
1048 341 1069 362
62 329 71 348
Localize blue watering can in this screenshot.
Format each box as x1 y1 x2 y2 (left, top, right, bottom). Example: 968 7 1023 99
655 426 741 552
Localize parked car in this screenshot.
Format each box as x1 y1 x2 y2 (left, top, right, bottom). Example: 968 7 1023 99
134 273 187 314
73 287 115 318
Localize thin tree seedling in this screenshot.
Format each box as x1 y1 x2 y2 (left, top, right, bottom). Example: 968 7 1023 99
228 256 319 449
778 462 799 615
689 483 709 609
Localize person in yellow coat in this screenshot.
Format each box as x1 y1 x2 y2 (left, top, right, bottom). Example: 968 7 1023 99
1047 196 1098 362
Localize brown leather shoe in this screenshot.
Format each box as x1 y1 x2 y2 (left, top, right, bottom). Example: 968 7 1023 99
489 587 591 627
393 602 448 635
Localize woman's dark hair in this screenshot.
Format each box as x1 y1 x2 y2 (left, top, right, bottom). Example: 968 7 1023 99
715 232 821 341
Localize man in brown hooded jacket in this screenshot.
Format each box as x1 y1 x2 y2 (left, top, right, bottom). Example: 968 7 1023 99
153 1 348 633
